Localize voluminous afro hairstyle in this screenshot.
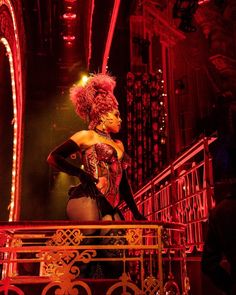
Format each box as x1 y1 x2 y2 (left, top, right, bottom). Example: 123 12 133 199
70 73 119 129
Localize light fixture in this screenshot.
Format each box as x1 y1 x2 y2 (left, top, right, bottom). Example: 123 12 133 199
62 12 77 20
63 35 76 41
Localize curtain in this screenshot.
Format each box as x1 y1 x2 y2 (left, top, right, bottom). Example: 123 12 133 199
126 71 167 191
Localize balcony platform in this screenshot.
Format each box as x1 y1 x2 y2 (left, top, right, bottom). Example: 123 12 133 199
0 220 188 295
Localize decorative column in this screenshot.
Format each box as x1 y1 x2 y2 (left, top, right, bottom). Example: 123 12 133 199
143 2 185 160
126 1 185 190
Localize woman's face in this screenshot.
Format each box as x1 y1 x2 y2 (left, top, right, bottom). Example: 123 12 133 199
103 109 122 133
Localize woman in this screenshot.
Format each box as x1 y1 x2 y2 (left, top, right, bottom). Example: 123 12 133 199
47 73 144 278
47 73 144 231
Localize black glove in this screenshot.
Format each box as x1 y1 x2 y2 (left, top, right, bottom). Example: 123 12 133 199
119 170 146 220
47 139 98 186
133 211 147 221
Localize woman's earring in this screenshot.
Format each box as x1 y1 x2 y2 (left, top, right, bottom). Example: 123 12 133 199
102 122 106 131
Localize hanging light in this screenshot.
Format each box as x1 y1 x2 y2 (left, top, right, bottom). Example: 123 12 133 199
63 35 76 41
62 12 77 20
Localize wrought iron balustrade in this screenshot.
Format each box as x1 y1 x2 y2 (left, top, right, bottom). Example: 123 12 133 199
122 136 217 253
0 220 187 295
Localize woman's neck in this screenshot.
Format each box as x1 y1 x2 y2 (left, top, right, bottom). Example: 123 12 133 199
94 127 112 140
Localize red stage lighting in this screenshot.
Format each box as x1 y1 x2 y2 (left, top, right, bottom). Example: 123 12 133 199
62 12 77 20
63 35 76 41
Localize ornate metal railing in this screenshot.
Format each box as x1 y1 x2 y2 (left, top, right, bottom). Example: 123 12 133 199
122 136 217 253
0 221 188 295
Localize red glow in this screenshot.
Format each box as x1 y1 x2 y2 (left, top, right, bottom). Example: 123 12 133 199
180 1 191 9
87 0 95 69
63 35 75 41
102 0 121 73
66 42 73 47
62 12 77 20
198 0 210 4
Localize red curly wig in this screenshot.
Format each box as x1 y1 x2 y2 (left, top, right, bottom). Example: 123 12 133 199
70 73 119 129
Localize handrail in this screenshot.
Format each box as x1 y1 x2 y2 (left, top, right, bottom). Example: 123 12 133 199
0 221 189 295
121 136 217 253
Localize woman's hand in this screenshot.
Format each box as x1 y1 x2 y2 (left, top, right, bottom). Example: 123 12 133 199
78 171 101 198
78 170 98 185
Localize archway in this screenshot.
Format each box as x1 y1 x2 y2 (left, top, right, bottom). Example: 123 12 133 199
0 0 25 220
0 42 13 221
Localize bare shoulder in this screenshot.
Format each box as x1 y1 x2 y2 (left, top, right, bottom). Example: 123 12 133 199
70 130 96 147
114 139 125 152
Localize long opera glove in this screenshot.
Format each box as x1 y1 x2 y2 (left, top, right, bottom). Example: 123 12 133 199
119 170 146 220
47 139 98 194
